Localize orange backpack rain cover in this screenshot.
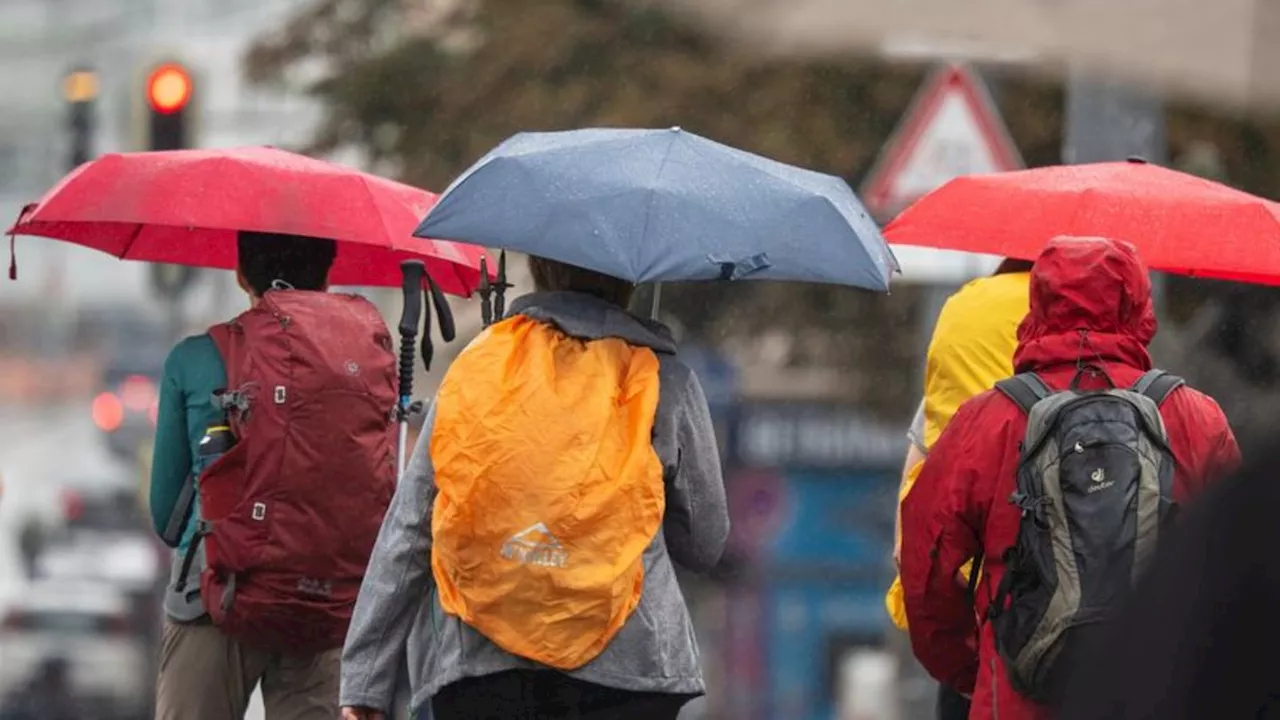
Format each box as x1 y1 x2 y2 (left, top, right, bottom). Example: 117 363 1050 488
429 315 665 670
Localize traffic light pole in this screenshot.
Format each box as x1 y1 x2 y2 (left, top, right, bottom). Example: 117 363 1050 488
63 67 98 171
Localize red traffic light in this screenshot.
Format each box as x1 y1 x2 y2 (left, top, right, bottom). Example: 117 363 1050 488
146 63 192 114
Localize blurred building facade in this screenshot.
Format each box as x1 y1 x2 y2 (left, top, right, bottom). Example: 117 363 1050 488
0 0 319 318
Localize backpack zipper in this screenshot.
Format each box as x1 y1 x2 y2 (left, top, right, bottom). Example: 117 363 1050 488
1057 439 1137 460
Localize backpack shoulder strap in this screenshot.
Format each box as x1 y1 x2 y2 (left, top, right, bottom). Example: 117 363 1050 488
206 322 243 387
1131 369 1185 406
994 372 1053 415
206 322 233 362
162 324 237 550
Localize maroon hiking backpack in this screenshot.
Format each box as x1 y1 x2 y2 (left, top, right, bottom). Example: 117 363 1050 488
197 290 397 653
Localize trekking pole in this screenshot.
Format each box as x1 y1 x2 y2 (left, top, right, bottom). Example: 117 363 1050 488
397 260 426 481
493 249 510 321
477 256 493 327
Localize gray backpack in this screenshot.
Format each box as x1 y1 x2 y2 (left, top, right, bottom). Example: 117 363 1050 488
988 368 1183 705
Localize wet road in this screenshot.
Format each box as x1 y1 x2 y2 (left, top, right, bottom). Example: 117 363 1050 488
0 402 125 598
0 401 267 719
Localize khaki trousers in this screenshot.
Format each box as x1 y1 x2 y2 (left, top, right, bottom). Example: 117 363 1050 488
156 619 341 720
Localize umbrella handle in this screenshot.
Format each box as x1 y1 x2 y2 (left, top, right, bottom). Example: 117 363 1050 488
398 260 425 419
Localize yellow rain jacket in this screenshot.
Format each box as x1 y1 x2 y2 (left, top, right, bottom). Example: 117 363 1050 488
886 271 1030 630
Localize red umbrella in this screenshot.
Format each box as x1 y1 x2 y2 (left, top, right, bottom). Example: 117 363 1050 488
6 146 487 295
884 159 1280 285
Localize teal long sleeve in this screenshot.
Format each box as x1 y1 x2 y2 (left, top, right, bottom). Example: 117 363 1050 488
148 334 226 543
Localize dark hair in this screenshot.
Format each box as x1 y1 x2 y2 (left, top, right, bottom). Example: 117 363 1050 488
528 256 635 309
994 257 1035 275
236 231 337 296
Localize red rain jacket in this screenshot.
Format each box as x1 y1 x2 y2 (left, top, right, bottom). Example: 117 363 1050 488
900 236 1240 720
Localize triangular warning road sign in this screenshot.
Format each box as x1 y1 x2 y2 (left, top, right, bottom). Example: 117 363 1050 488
861 63 1024 222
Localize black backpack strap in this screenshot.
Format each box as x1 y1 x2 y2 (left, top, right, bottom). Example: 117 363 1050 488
160 475 197 548
994 373 1053 414
1131 369 1185 406
173 520 209 592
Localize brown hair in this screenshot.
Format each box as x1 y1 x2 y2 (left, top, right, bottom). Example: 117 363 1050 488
237 231 336 295
528 256 635 309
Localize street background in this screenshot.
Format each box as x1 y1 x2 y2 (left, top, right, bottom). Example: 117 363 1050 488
4 0 1280 718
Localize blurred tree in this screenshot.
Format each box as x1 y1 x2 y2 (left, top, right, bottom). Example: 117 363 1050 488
246 0 1280 418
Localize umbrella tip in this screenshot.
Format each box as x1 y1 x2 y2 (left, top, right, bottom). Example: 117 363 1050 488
669 126 682 133
1125 155 1149 165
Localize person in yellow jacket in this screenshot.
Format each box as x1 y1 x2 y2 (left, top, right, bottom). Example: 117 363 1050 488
887 258 1032 717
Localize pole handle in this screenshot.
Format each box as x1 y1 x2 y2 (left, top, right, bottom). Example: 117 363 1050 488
493 250 508 320
478 256 493 327
398 260 425 408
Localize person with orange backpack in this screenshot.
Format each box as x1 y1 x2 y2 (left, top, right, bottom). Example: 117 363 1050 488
149 232 398 719
339 256 730 720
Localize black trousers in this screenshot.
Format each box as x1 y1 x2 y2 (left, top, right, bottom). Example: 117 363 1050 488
431 670 693 720
937 684 972 720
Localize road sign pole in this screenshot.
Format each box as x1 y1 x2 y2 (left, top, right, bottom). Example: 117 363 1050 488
1062 64 1168 309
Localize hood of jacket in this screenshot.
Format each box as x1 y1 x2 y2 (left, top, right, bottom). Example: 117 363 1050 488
1013 236 1156 375
506 291 678 354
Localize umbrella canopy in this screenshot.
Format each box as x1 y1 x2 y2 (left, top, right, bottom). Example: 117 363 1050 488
7 146 487 295
884 159 1280 285
416 127 898 291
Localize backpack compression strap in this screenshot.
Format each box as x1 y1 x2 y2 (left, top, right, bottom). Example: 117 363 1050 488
994 372 1054 414
1131 369 1185 406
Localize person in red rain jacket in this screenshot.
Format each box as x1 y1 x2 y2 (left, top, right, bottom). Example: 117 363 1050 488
899 235 1241 720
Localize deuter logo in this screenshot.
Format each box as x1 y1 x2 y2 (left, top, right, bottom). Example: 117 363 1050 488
1087 467 1115 493
501 522 569 568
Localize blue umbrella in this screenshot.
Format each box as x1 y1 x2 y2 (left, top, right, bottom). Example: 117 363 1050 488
414 127 899 292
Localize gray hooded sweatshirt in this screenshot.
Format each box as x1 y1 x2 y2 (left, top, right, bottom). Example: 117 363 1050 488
339 291 730 714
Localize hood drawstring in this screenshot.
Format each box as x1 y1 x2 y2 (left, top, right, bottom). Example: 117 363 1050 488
1072 329 1114 389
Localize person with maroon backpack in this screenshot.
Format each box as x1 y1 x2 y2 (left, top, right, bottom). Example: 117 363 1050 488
149 231 398 719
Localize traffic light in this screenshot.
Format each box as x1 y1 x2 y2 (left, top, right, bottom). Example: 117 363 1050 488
145 62 194 150
62 67 98 171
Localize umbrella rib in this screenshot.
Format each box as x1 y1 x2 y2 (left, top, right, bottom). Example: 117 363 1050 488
358 175 395 253
634 134 681 281
118 223 146 261
684 138 827 198
371 174 475 294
